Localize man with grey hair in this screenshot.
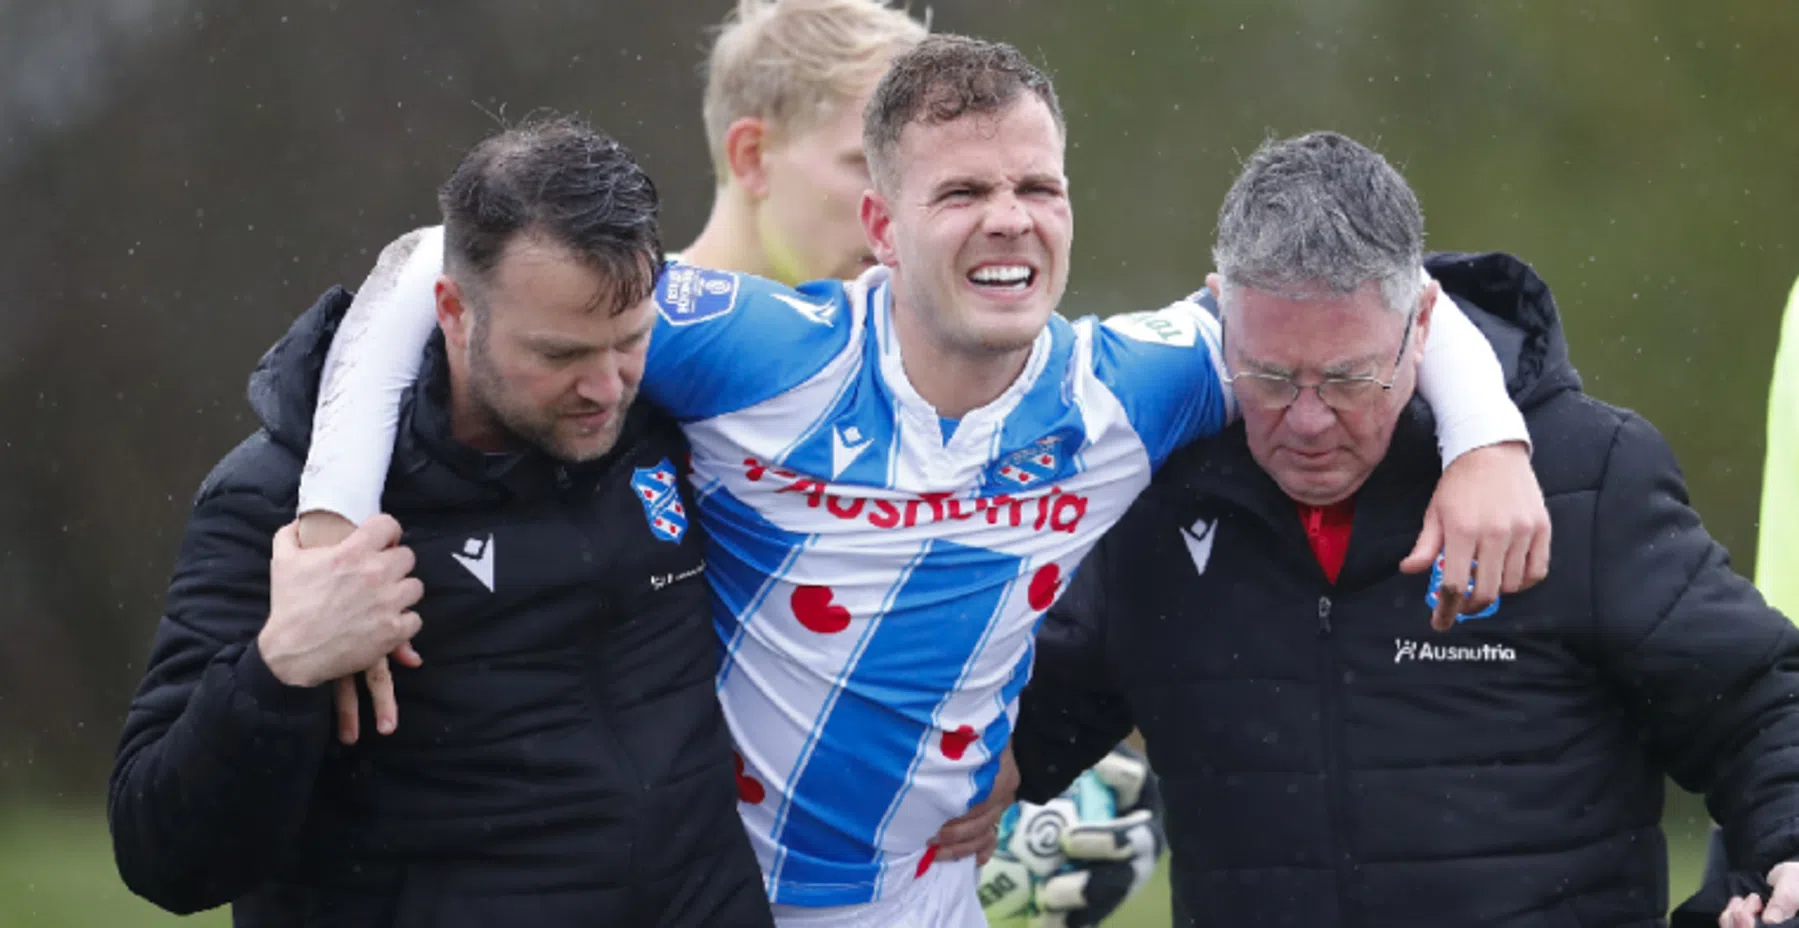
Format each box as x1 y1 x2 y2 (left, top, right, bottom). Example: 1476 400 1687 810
1005 130 1799 926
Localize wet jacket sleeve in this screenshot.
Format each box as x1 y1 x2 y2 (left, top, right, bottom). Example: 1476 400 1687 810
108 479 333 915
1587 411 1799 884
1012 534 1138 805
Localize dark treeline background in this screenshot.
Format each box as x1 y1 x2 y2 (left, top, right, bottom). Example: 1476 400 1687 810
2 0 1794 811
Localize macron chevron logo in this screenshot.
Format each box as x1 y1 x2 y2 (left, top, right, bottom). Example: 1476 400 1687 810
1180 518 1216 576
831 424 873 479
452 534 495 592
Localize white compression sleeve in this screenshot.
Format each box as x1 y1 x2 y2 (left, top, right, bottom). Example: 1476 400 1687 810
1416 273 1532 468
296 225 445 523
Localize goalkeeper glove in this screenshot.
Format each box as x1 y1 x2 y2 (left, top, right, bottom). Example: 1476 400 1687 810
1035 743 1165 928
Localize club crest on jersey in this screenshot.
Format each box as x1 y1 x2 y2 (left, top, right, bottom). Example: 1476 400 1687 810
632 459 687 543
657 264 740 326
985 434 1075 491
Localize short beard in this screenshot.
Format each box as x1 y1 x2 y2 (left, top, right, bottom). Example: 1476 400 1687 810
465 313 627 463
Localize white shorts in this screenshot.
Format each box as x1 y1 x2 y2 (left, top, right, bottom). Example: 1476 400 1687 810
770 855 985 928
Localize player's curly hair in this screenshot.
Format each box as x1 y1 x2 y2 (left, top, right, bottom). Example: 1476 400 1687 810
702 0 927 174
863 35 1065 192
438 115 663 319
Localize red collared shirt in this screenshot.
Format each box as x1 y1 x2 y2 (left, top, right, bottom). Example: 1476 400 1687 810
1297 497 1357 584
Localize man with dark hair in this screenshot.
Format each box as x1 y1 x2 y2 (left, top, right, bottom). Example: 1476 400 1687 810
108 117 774 927
434 118 665 463
1006 130 1799 927
292 37 1552 927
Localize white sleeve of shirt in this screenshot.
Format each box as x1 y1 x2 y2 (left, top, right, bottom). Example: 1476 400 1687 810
1416 272 1532 468
295 225 444 524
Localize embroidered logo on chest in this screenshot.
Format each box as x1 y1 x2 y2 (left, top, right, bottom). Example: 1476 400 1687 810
631 459 687 543
984 431 1082 492
1181 518 1217 576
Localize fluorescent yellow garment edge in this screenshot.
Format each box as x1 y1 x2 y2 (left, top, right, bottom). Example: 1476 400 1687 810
1757 275 1799 618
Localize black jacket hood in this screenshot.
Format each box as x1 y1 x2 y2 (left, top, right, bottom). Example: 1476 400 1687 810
246 285 350 457
1426 250 1582 413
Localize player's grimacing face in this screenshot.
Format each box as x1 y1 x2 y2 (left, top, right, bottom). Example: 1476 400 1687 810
453 237 655 463
758 91 879 282
874 96 1071 356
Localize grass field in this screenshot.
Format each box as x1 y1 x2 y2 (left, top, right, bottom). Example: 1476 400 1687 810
0 796 1714 926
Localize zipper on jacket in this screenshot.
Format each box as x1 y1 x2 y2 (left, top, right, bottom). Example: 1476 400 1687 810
561 477 654 901
561 478 650 795
1316 593 1355 925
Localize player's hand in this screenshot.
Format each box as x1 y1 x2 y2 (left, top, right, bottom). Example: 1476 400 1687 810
260 514 423 689
1401 440 1550 630
296 510 423 743
1721 862 1799 926
1037 744 1164 928
935 744 1018 864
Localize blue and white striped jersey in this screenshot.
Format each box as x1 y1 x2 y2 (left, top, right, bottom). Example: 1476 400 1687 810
648 262 1228 905
297 228 1527 910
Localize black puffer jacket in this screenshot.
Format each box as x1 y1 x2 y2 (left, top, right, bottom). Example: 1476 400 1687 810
109 287 772 927
1014 252 1799 927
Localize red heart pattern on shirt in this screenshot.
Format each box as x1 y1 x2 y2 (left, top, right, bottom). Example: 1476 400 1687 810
791 584 852 634
1028 563 1062 611
939 724 978 760
733 751 765 805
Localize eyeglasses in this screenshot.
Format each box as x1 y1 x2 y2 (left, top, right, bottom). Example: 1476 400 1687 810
1220 310 1416 412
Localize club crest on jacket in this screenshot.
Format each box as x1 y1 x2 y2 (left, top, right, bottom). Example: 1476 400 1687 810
632 459 687 543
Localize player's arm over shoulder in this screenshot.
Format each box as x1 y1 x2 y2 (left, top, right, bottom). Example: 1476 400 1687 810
645 265 860 421
1080 289 1233 468
298 225 444 525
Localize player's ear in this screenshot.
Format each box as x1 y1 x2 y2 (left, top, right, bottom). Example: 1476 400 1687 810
861 188 898 268
437 275 474 352
722 117 771 199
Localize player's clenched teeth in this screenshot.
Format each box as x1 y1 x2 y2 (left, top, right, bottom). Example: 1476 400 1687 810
967 264 1035 290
